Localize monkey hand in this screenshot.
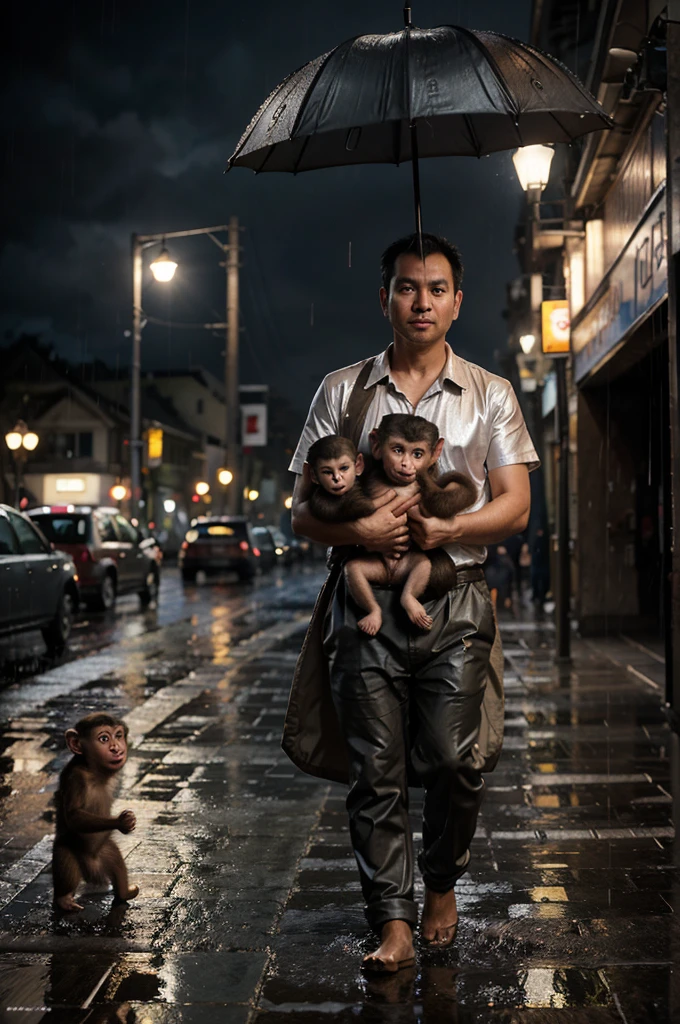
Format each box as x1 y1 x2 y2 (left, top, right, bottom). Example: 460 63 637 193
117 810 137 834
407 506 457 551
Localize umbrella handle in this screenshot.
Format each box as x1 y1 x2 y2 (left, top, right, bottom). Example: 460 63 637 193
403 5 412 26
410 123 423 258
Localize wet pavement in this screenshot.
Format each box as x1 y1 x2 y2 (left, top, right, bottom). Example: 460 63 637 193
0 567 677 1022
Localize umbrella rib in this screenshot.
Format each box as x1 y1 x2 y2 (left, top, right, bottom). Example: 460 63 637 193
256 145 276 173
463 115 482 158
292 134 312 173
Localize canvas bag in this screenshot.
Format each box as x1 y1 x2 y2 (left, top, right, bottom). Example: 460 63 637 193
281 359 505 783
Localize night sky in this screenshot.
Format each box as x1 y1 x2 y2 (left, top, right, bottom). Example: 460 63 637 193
2 0 531 416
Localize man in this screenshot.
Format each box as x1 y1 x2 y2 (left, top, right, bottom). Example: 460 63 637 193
289 233 538 971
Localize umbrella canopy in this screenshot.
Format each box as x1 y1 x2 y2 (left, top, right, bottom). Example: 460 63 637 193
228 23 612 174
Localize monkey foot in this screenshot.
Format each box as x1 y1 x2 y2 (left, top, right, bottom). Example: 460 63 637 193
402 599 433 631
55 894 84 912
115 885 139 902
358 611 382 635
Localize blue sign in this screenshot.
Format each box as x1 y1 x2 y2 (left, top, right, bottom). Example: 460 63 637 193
572 186 667 383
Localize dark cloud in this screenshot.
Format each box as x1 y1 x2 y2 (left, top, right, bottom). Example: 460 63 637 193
1 0 530 413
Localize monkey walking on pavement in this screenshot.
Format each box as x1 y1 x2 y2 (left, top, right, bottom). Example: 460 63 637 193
52 712 139 912
307 413 477 634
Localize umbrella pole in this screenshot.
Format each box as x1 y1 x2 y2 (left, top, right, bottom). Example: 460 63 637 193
410 122 424 258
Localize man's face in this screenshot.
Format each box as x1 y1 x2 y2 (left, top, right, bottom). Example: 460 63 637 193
374 435 437 485
380 252 463 347
312 454 361 496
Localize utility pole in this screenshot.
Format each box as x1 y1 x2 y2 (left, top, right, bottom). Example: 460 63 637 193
555 356 571 661
666 0 680 717
225 216 241 515
131 234 144 523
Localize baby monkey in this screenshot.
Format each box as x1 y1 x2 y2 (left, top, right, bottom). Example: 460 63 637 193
307 415 476 633
52 712 138 912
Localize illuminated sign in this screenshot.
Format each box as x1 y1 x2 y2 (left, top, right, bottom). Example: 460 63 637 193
55 478 86 493
541 300 570 355
147 427 163 464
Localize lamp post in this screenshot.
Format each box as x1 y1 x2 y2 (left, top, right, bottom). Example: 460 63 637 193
513 143 571 662
130 221 242 523
4 420 39 508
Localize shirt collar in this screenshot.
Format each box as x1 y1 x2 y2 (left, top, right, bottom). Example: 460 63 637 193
364 344 469 391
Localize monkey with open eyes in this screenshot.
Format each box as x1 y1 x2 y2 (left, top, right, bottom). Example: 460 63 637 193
52 712 139 912
307 415 477 633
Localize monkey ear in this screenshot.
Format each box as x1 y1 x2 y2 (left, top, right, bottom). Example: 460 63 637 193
355 452 365 476
369 430 381 458
432 437 445 462
64 729 83 756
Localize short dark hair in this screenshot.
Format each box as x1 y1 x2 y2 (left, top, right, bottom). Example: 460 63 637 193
381 233 464 293
307 435 357 467
71 712 128 739
375 414 439 450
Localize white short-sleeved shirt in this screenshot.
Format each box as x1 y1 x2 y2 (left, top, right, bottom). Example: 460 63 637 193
289 344 540 567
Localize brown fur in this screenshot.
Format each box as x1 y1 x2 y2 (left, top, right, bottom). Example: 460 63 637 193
308 480 375 523
52 713 138 911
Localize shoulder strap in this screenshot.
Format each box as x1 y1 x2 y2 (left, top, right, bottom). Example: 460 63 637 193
341 358 377 449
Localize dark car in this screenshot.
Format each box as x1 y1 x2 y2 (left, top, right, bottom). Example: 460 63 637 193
178 516 260 582
266 527 293 567
27 505 160 611
0 504 79 653
251 526 277 571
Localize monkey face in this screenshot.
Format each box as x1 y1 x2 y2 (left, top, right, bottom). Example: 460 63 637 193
311 453 363 496
373 435 440 485
67 722 129 775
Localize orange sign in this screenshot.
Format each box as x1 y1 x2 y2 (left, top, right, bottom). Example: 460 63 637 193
541 299 570 354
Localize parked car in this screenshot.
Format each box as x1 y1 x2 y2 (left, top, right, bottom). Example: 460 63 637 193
266 527 293 566
27 505 160 611
251 526 277 571
0 504 79 653
178 516 260 582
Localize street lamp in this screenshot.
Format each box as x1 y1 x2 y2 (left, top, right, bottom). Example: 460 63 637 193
519 334 536 354
513 141 571 663
110 484 127 502
130 220 242 524
247 489 259 502
195 481 210 496
218 468 233 486
4 420 39 507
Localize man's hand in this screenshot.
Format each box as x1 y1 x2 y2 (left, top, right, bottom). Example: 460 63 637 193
355 491 420 557
407 506 457 551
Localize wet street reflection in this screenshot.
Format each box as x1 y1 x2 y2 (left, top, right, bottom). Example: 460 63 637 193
0 566 677 1021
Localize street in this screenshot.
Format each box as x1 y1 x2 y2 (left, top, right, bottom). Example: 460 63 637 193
0 565 675 1022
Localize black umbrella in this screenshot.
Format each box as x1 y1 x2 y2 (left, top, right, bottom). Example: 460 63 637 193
228 6 612 239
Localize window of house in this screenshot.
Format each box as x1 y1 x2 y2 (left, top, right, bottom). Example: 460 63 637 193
78 432 93 457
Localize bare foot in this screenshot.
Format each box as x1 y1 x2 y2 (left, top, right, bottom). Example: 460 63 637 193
421 888 458 947
358 610 382 635
55 894 84 912
401 596 433 631
362 919 415 973
115 884 139 902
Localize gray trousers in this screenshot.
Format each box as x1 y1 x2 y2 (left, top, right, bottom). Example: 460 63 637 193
324 572 495 932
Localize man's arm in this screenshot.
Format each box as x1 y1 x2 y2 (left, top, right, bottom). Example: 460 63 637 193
291 467 419 555
408 464 531 549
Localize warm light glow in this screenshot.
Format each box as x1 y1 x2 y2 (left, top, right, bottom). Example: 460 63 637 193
5 431 22 451
519 334 536 354
284 496 293 510
22 432 39 451
512 144 555 192
247 489 259 502
218 468 234 486
150 247 178 282
195 481 210 496
110 484 127 501
163 498 176 514
57 478 86 493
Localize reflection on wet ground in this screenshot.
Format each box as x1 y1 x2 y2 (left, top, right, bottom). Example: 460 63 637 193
0 568 678 1021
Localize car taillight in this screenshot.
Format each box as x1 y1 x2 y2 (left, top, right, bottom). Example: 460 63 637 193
80 549 91 563
181 540 189 550
239 541 249 552
252 547 261 557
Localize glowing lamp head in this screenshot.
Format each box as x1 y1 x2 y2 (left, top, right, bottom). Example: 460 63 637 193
218 469 233 486
247 489 259 502
163 498 176 514
5 431 22 451
519 334 536 354
110 484 127 502
22 431 39 451
284 496 293 510
512 144 555 192
195 481 210 496
150 247 178 283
